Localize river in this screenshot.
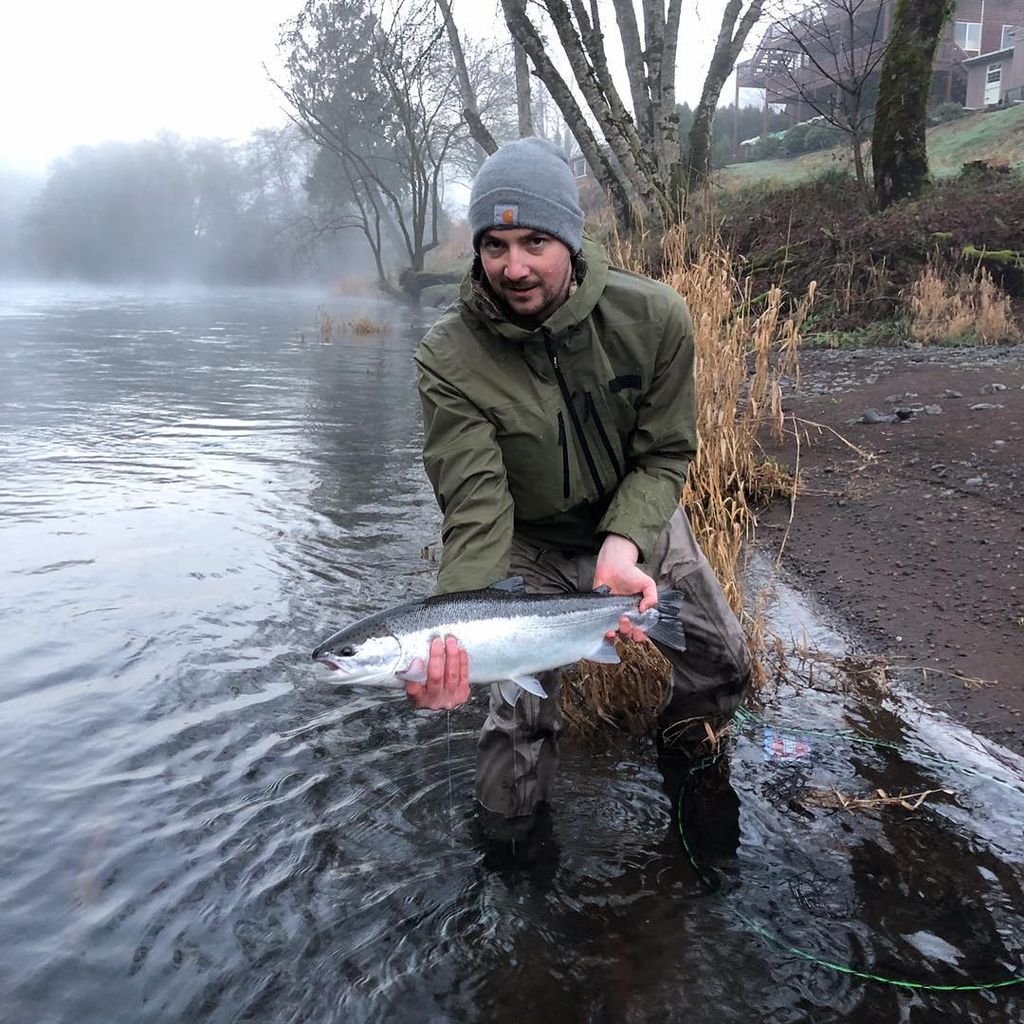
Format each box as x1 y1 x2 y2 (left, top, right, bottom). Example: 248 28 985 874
1 282 1022 1023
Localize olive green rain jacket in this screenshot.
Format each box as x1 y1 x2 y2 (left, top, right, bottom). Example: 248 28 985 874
415 239 697 594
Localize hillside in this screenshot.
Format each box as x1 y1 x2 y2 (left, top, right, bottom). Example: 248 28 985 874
720 104 1024 188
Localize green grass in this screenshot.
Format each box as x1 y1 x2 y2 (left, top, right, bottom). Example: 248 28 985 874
719 104 1024 189
803 318 913 349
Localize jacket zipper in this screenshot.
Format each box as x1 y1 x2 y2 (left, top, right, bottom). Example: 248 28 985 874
544 333 605 500
585 390 624 483
556 411 570 499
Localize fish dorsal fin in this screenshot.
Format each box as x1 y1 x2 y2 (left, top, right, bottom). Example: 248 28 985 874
488 576 525 592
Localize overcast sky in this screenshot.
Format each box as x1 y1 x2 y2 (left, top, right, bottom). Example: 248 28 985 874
0 0 758 175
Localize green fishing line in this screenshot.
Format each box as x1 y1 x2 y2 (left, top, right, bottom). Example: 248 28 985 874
677 709 1024 993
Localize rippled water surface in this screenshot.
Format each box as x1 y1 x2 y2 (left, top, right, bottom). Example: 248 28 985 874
2 283 1022 1023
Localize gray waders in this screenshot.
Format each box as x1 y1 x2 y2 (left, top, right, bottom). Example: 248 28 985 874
476 507 752 819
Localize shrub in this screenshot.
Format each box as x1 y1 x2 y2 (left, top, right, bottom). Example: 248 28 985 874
933 101 968 124
909 264 1018 344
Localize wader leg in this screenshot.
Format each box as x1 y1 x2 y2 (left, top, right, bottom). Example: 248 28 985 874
575 507 752 753
474 537 581 819
647 508 752 751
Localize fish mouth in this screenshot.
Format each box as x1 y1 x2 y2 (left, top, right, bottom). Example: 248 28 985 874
313 653 342 671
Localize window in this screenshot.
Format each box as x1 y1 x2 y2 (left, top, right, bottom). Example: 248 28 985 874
955 21 982 54
1001 25 1018 50
985 63 1003 105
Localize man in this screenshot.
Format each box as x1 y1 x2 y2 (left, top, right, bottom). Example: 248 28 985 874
411 137 751 821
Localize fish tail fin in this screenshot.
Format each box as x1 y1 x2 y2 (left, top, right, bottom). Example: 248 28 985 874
648 589 687 653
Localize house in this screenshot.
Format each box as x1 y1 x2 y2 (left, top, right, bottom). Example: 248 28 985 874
736 1 1024 123
962 24 1021 106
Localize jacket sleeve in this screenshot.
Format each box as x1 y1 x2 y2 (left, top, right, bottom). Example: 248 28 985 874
596 293 697 559
416 355 514 594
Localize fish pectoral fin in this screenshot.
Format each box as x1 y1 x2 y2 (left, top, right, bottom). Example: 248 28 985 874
496 677 547 704
591 584 612 596
512 675 547 698
395 662 428 684
497 679 523 706
582 636 621 665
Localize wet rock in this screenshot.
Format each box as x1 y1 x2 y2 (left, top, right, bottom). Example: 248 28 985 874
942 389 963 398
924 404 942 415
970 402 1004 410
981 382 1008 393
965 477 984 487
894 408 916 421
857 408 898 424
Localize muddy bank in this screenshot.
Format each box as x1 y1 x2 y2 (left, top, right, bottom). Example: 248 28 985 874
755 343 1024 755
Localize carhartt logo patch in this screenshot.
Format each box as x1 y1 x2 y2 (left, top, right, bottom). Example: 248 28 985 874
494 204 518 226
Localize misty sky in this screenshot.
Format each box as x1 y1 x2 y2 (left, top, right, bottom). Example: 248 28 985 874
1 0 751 175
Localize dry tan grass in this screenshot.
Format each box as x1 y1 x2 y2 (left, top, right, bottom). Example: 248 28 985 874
317 307 391 341
560 227 815 736
909 264 1018 345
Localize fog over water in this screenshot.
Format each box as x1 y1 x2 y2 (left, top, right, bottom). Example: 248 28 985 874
1 284 1022 1022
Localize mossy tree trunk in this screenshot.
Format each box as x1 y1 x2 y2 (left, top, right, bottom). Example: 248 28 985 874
687 0 764 192
872 0 956 210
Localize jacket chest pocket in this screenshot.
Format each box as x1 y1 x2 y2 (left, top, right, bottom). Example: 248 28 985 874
562 377 638 500
490 393 586 519
580 386 632 488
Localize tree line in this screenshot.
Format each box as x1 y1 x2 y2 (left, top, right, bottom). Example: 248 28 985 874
6 127 375 284
6 0 956 289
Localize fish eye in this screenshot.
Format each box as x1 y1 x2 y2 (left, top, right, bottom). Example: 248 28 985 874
339 645 356 657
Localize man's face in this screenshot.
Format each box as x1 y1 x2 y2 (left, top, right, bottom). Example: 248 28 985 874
478 228 573 326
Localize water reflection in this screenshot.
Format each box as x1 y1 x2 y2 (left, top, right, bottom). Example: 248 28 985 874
0 285 1021 1023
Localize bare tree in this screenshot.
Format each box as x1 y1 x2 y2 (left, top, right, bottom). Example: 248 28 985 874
498 0 766 232
500 0 640 228
514 41 534 137
435 0 498 159
688 0 767 189
277 0 466 293
873 0 955 208
762 0 890 198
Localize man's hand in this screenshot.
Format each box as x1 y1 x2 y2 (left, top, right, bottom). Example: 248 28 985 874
404 635 471 710
594 533 657 644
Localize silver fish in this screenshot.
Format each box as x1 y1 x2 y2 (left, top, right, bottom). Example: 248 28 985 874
312 578 686 706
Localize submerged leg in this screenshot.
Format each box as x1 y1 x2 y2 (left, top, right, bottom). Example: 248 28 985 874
476 670 562 819
643 508 752 754
475 536 580 821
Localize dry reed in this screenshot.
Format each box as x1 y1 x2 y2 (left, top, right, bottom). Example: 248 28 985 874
803 786 953 814
909 264 1018 344
560 226 815 738
317 306 391 341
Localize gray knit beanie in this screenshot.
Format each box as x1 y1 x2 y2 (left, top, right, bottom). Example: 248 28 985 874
469 137 584 254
